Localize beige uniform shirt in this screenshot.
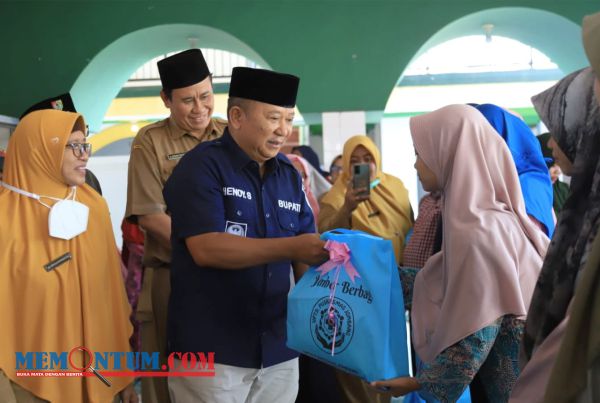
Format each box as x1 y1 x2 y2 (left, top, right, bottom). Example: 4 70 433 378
125 116 227 268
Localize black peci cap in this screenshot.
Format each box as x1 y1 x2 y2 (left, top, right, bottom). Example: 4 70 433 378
229 67 300 108
157 49 210 91
20 93 76 120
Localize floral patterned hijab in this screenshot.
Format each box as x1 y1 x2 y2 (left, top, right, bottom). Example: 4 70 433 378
523 67 600 362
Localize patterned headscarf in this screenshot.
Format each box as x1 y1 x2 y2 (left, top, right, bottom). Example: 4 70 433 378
583 12 600 78
523 67 600 363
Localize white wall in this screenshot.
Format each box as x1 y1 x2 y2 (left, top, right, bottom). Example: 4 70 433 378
380 117 420 215
87 155 130 247
322 111 366 168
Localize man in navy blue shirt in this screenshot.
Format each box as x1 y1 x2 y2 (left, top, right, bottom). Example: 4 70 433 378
164 67 328 402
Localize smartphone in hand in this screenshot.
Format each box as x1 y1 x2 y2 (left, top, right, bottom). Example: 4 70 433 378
352 163 370 196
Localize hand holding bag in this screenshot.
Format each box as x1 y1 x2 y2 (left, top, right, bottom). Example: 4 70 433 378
287 228 410 381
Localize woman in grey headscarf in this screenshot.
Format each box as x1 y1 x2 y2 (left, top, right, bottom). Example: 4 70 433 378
510 66 600 402
542 12 600 403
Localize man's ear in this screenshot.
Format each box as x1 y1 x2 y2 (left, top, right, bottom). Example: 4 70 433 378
228 106 244 130
160 90 171 109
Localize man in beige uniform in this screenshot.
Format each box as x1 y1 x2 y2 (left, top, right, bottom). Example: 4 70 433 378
125 48 226 403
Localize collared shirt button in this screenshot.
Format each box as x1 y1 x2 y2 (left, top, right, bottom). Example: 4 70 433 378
236 210 242 216
265 213 270 218
290 223 295 228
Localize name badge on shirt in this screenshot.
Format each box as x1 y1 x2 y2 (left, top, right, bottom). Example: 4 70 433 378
278 199 301 212
44 252 72 272
223 187 253 200
167 152 185 161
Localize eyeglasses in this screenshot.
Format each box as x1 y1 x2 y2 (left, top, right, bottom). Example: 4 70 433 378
65 142 92 158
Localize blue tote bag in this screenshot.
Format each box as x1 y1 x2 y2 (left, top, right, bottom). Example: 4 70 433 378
287 228 410 382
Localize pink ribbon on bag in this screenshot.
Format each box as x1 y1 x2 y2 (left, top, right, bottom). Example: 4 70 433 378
315 240 360 355
316 240 360 282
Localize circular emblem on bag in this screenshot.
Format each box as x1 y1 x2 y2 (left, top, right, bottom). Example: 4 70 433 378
310 296 354 354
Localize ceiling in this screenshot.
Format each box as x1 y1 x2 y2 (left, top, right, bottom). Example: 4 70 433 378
0 0 597 130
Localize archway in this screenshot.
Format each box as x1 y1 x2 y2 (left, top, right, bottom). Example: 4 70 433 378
75 24 272 240
71 23 271 132
406 7 586 78
381 7 586 211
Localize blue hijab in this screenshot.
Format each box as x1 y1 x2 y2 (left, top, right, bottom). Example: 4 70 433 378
475 104 555 237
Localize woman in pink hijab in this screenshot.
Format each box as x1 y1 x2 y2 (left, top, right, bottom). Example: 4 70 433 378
286 153 321 224
372 105 548 401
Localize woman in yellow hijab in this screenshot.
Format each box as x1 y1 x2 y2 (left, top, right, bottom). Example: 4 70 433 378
318 135 413 403
0 110 136 402
319 135 413 264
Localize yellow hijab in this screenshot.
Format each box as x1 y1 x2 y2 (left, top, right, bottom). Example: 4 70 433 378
320 135 412 263
0 110 133 402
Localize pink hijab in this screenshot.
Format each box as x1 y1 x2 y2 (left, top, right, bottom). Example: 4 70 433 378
286 153 320 222
409 105 549 363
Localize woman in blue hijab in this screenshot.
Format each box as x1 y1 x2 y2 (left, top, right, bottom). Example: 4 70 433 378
475 103 555 237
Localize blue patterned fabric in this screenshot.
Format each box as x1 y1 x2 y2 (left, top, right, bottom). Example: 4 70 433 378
416 316 522 402
399 268 523 402
475 103 555 237
399 267 418 311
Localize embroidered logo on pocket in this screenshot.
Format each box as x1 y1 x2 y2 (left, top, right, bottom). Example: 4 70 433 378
225 221 247 237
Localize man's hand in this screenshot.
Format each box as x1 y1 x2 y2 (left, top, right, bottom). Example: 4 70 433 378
292 234 329 266
119 383 139 403
187 233 328 269
369 377 420 397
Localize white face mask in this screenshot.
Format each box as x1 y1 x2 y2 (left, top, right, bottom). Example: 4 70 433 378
1 181 89 240
47 197 89 240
